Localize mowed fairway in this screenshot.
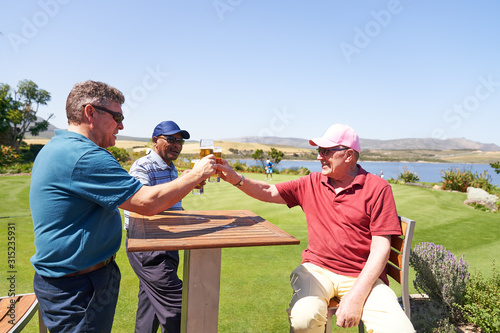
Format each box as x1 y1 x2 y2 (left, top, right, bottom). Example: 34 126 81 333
1 173 498 332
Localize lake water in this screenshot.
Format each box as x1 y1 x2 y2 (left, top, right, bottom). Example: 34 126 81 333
234 159 500 186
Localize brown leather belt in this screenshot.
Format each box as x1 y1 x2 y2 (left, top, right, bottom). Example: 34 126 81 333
63 254 116 277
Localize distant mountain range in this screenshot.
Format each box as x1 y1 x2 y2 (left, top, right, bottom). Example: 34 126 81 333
26 119 500 151
25 119 152 142
222 136 500 151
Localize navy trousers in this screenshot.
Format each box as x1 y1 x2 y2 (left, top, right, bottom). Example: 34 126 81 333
33 261 121 333
126 244 183 333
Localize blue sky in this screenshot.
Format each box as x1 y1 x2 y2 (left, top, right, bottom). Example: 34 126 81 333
1 1 500 145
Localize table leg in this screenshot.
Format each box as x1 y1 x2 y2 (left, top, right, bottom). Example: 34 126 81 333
181 248 222 333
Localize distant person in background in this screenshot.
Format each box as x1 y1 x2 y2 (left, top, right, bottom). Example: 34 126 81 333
124 120 191 333
379 171 384 179
217 124 414 332
265 158 274 180
29 80 216 332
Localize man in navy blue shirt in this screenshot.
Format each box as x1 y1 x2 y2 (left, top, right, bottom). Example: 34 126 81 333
124 120 191 333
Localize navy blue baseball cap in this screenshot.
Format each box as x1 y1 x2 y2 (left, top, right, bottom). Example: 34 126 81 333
152 121 190 139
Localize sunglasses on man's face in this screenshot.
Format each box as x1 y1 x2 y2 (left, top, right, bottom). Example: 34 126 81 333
83 104 124 124
316 147 348 156
158 136 185 146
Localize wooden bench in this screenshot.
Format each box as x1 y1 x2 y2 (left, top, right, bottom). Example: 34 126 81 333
325 216 415 332
0 293 47 333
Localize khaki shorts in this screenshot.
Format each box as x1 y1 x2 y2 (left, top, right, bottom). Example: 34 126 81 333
287 263 415 333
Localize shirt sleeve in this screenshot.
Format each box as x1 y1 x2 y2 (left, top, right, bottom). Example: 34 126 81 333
369 184 401 236
275 175 309 208
71 148 143 210
129 160 153 186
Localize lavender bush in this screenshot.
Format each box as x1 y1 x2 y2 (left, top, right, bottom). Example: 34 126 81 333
410 242 470 321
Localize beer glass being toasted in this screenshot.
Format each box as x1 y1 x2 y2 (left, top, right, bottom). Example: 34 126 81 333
190 159 204 195
193 139 213 194
200 139 213 159
209 146 222 182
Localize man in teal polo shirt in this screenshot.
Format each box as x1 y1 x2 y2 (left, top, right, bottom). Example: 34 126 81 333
30 80 217 332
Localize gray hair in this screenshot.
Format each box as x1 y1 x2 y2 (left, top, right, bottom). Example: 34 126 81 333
66 80 125 124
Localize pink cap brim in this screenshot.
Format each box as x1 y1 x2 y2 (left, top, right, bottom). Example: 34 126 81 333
309 138 337 147
309 136 361 153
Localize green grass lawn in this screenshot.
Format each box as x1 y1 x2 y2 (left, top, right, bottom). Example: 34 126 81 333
0 173 498 332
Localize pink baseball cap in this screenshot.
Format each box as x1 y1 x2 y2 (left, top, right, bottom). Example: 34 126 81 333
309 124 361 153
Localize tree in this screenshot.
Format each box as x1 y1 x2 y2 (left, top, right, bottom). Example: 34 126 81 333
490 161 500 174
251 149 266 168
268 147 284 167
0 84 12 136
0 80 53 149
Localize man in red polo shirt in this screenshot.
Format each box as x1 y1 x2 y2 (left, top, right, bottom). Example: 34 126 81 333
218 124 414 333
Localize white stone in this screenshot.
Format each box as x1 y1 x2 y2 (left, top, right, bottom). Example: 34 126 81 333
466 187 498 209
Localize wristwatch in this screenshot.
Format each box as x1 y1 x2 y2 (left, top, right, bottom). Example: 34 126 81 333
234 174 245 187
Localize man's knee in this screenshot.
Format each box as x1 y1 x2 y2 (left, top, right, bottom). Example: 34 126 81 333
363 306 415 333
289 296 327 333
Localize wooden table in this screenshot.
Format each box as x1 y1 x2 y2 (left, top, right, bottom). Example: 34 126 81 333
127 210 300 333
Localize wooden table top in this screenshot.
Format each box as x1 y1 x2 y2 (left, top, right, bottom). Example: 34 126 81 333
127 210 300 252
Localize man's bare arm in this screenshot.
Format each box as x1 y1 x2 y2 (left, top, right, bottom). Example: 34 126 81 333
334 235 391 328
217 160 286 204
120 155 216 215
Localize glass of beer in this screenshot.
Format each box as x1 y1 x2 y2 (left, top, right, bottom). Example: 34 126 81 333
200 139 214 159
190 159 204 195
194 139 213 194
209 146 222 182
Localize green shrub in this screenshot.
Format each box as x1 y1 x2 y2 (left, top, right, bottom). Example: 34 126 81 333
29 143 45 157
465 201 493 212
106 146 131 162
173 157 192 171
441 168 473 192
131 149 148 161
460 264 500 333
16 143 45 162
279 167 311 175
231 160 248 171
441 168 495 193
0 145 22 166
469 170 495 193
398 166 420 183
223 162 311 176
0 143 42 173
0 162 33 174
432 318 459 333
281 167 311 175
247 165 265 173
410 242 470 327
